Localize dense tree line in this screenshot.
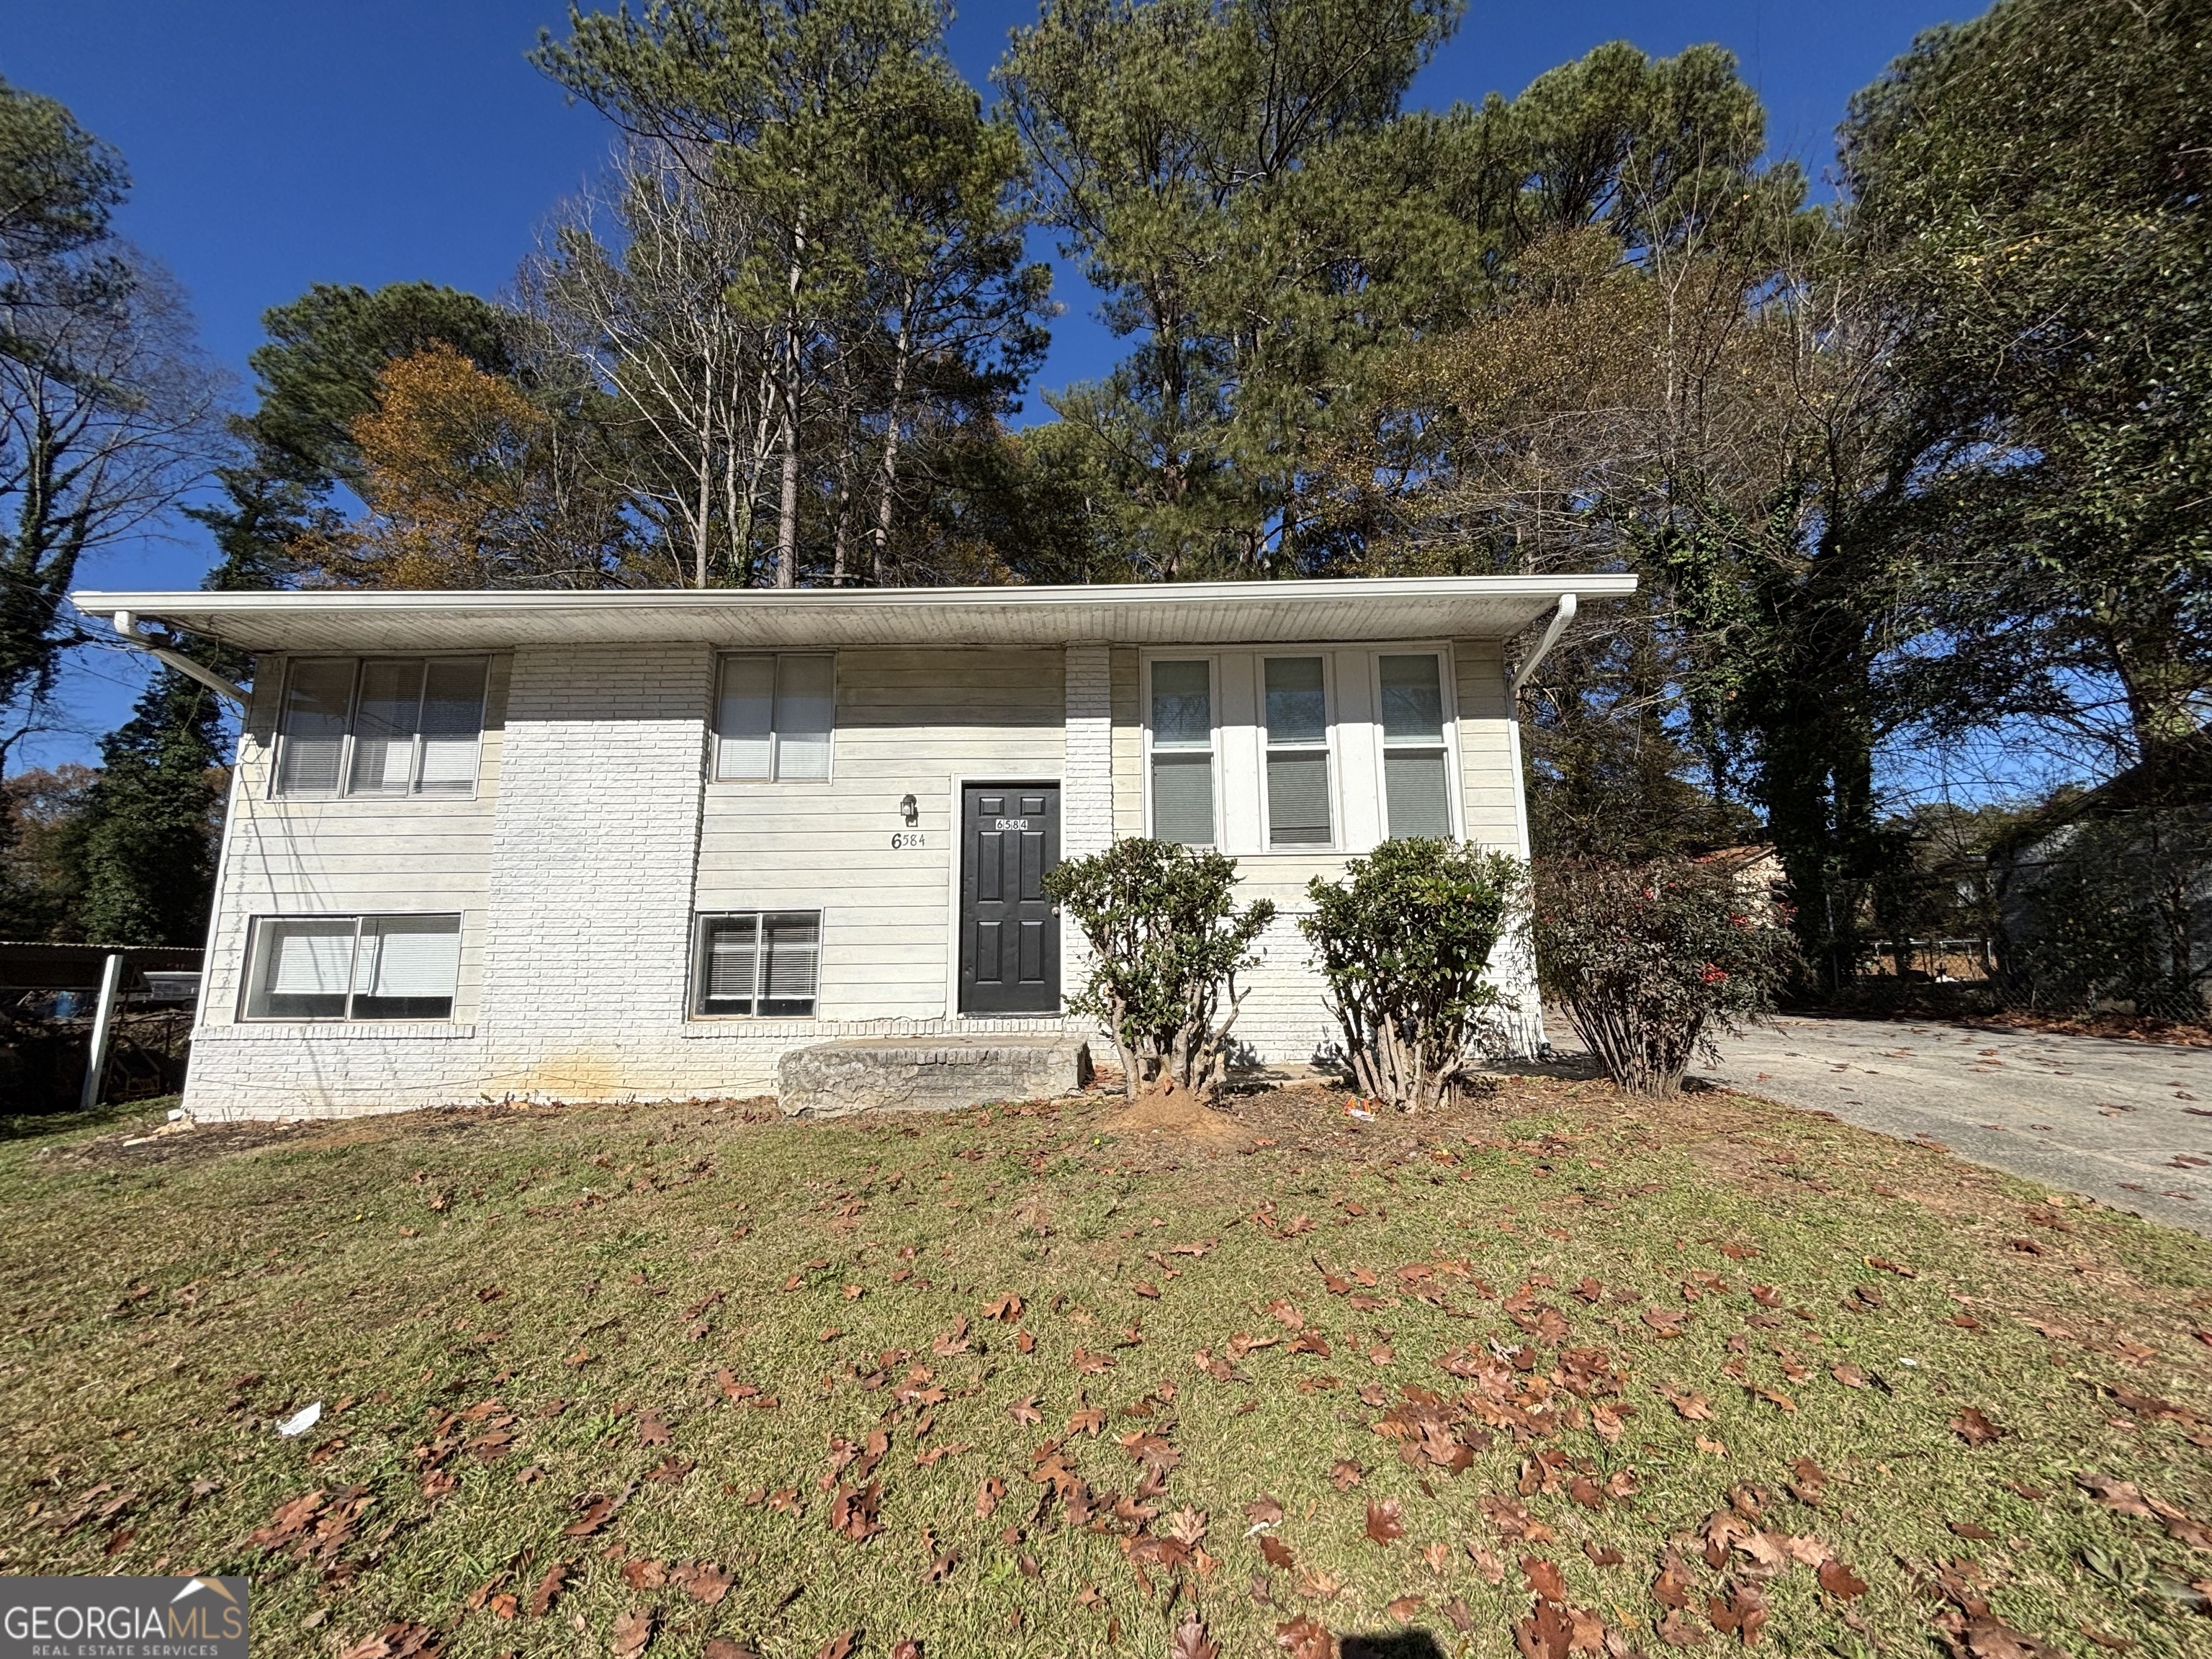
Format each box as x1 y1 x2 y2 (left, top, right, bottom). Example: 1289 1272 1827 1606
1 0 2205 1012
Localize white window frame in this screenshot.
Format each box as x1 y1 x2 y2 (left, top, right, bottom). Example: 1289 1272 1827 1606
236 912 464 1023
1370 644 1465 841
1140 654 1222 848
1258 650 1340 853
711 652 838 783
690 909 825 1020
269 655 490 801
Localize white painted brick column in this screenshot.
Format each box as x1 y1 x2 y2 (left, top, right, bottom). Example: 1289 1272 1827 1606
1063 645 1114 856
476 643 711 1098
1060 644 1114 1033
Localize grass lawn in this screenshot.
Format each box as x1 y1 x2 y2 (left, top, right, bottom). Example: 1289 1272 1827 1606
2 1074 2209 1659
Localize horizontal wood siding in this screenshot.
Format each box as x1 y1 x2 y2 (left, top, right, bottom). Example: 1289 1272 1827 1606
1110 647 1143 840
1452 639 1524 852
200 655 510 1027
694 647 1066 1021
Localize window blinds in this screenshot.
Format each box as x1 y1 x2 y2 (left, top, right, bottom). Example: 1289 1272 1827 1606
1378 654 1451 837
715 655 834 781
1264 657 1333 847
243 914 460 1021
1148 660 1216 845
276 656 487 798
694 911 821 1017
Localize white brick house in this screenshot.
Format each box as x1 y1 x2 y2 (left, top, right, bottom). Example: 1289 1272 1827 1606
70 576 1630 1118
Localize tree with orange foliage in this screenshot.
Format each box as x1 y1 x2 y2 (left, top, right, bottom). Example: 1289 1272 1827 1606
309 343 633 588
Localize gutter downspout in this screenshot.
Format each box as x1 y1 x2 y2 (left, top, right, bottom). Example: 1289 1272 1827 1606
109 611 248 707
1508 593 1576 696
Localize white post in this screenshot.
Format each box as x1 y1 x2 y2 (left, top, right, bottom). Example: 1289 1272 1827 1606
79 952 125 1112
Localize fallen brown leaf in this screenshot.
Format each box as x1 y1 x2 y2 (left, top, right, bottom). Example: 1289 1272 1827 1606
1364 1497 1406 1545
609 1609 654 1659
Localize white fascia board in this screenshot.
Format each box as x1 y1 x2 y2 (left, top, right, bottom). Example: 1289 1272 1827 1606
71 574 1640 656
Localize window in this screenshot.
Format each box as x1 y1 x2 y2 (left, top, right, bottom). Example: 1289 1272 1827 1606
1264 655 1333 848
240 914 462 1021
1378 653 1453 837
274 657 489 799
1148 659 1216 845
715 654 834 781
693 911 821 1017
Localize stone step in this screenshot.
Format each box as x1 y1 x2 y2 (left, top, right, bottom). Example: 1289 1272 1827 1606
777 1034 1093 1118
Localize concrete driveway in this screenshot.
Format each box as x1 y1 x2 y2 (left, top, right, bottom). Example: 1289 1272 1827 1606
1693 1015 2212 1236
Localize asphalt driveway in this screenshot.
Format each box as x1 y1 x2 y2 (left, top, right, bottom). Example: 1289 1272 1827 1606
1693 1015 2212 1236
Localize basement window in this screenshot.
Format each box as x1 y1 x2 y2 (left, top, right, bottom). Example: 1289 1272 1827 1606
240 913 462 1021
273 656 489 798
693 911 821 1017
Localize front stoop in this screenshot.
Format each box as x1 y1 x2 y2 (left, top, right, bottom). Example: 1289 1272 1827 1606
776 1035 1093 1118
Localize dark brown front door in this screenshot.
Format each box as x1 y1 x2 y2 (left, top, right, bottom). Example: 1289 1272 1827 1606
959 783 1059 1015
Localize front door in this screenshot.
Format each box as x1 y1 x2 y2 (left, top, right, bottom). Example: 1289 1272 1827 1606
960 783 1060 1015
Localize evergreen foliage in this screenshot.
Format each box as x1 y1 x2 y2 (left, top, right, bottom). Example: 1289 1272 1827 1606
1300 839 1520 1111
1043 838 1275 1098
1845 0 2212 769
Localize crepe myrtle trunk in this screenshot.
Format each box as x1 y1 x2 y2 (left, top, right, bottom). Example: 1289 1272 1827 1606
1043 839 1275 1100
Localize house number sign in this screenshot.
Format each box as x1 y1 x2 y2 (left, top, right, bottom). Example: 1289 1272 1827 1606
891 830 928 850
993 819 1032 830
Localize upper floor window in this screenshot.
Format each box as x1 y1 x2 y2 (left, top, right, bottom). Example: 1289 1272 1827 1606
274 656 488 799
240 912 462 1021
1148 659 1216 845
1263 655 1333 848
1378 653 1453 837
715 654 834 781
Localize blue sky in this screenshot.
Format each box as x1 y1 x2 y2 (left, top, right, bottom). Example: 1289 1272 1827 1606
7 0 1969 762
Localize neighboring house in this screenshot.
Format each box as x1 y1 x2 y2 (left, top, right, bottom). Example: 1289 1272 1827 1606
70 575 1631 1118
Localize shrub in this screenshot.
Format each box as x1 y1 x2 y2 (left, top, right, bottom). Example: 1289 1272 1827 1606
1300 839 1523 1112
1043 839 1276 1098
1532 856 1798 1094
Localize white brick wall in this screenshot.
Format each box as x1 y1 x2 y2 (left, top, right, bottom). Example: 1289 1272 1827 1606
1063 645 1113 858
472 643 712 1098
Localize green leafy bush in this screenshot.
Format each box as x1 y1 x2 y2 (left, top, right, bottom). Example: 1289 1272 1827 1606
1300 839 1523 1112
1533 857 1797 1094
1043 839 1276 1098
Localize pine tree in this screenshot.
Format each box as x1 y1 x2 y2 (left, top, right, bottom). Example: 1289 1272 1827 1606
71 670 228 945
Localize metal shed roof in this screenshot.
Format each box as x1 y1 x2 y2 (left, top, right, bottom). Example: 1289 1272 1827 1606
70 574 1636 655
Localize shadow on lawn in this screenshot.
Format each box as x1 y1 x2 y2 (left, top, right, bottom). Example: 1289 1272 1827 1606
1339 1634 1447 1658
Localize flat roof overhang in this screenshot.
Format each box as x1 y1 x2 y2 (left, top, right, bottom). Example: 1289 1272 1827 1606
69 573 1637 655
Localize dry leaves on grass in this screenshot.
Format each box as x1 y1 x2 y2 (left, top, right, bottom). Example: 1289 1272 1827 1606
1951 1407 2006 1446
1274 1613 1335 1658
1170 1612 1220 1659
526 1560 570 1617
1364 1497 1406 1545
610 1609 654 1659
338 1623 440 1659
1709 1580 1769 1645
